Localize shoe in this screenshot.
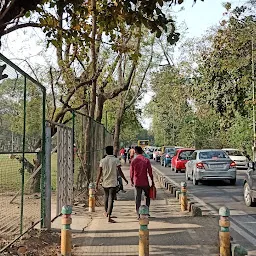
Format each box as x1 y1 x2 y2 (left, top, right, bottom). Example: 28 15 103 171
108 217 117 223
121 190 127 193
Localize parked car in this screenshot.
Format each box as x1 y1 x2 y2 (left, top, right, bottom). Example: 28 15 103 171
171 148 195 173
185 149 237 185
222 148 249 169
160 146 183 167
153 147 161 162
243 162 256 207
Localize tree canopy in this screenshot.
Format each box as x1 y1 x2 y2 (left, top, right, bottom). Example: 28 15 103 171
147 3 256 155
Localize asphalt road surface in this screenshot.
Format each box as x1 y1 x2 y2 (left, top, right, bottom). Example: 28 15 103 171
151 160 256 255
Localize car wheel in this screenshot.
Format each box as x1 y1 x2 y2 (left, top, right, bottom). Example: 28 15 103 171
185 170 190 181
244 183 254 207
193 172 198 185
230 178 236 186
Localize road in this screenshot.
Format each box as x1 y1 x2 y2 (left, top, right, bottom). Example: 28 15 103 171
151 160 256 255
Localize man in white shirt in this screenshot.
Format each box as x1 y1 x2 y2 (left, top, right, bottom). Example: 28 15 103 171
96 146 128 223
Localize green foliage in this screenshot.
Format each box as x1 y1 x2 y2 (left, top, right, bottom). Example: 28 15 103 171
195 7 255 129
103 97 143 144
0 78 43 151
148 4 256 157
37 0 180 48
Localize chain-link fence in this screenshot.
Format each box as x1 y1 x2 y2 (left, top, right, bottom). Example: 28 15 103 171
69 111 113 204
0 54 46 247
48 111 113 218
0 54 113 248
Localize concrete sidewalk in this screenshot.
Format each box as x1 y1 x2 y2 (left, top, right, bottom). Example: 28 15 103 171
70 165 219 256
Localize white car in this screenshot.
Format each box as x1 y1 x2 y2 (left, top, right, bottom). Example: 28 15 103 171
153 147 161 162
222 148 249 169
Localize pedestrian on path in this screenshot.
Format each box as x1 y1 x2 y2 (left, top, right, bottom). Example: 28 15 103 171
96 146 128 223
130 146 154 219
129 146 135 163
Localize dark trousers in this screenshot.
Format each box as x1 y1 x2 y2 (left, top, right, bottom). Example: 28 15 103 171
135 186 150 215
103 187 116 216
117 176 123 191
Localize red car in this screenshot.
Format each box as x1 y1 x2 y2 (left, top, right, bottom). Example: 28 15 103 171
171 148 195 173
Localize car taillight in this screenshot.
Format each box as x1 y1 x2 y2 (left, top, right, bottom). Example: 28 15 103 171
196 162 204 169
230 161 236 168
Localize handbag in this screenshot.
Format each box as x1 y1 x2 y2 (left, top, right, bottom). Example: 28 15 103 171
149 185 156 200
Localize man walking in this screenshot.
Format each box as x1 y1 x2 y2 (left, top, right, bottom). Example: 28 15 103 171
129 146 135 163
130 146 154 218
96 146 128 223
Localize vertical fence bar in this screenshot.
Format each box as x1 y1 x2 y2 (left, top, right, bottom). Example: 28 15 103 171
45 123 52 230
41 88 47 228
20 76 27 235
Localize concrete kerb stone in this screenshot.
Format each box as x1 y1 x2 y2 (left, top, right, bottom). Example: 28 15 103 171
175 190 181 201
191 204 202 217
170 185 176 194
152 165 205 217
188 201 195 212
231 242 248 256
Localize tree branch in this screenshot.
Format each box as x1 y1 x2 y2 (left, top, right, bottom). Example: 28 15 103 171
104 63 136 100
2 22 41 35
49 67 57 121
104 28 141 100
62 70 102 108
125 36 155 110
100 53 121 89
0 0 19 21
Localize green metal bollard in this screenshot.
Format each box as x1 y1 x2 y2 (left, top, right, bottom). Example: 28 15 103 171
139 205 149 256
219 206 230 256
61 205 72 256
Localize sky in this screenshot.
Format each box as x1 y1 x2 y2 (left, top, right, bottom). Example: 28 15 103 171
140 0 246 129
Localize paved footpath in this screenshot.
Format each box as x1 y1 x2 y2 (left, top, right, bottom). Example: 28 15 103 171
70 165 219 256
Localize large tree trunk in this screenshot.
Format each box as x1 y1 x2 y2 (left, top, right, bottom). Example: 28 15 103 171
89 0 97 119
95 93 106 123
113 100 125 156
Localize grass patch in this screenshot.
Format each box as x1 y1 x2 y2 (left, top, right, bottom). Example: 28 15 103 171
0 153 58 193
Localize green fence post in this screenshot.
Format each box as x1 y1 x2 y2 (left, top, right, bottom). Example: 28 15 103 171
20 76 27 235
41 87 46 228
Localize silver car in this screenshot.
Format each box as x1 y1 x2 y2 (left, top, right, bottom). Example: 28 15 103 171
185 149 237 185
